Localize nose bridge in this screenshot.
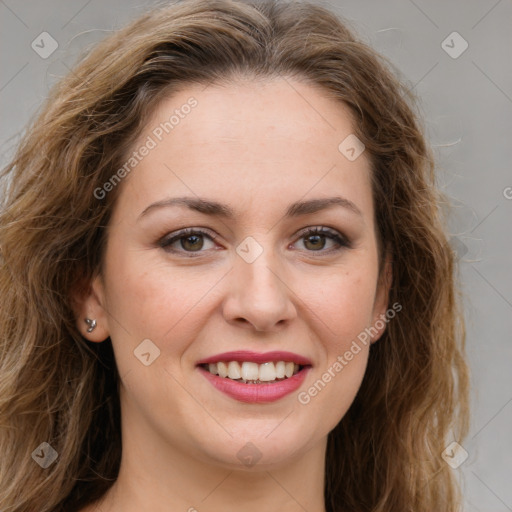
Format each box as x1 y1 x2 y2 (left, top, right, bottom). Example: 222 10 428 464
236 234 286 300
240 255 281 296
223 233 297 331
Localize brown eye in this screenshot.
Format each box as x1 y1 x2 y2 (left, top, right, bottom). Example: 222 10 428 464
179 234 204 251
294 227 350 254
303 233 327 251
159 228 217 256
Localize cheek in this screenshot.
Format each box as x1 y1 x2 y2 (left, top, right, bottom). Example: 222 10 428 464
296 271 375 432
102 244 223 352
305 267 377 349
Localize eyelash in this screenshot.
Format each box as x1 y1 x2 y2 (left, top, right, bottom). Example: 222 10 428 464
158 226 351 257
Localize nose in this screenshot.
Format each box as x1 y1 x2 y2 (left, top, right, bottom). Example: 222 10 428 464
222 251 297 332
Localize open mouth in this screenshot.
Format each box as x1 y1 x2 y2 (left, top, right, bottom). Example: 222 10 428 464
199 361 305 384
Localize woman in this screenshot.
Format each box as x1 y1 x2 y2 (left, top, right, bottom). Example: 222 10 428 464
0 1 469 511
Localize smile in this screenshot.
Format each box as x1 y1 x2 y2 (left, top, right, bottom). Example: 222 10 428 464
196 350 312 403
200 360 302 383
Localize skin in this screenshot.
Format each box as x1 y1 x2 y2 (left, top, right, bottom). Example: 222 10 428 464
75 77 391 512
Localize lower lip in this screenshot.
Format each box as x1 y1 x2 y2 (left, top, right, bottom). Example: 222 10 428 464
198 366 311 403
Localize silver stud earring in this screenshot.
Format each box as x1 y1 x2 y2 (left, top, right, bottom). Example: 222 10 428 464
85 318 97 333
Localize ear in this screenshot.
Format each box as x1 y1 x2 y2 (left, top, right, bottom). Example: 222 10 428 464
70 272 111 343
369 253 393 344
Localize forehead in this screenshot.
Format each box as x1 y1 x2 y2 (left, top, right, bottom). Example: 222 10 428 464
148 78 356 152
114 78 374 223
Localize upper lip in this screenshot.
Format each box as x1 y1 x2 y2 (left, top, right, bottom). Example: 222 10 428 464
196 350 312 366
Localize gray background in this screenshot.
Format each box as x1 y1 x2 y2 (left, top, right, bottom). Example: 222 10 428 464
1 0 511 510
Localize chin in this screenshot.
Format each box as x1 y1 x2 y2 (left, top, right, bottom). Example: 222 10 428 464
188 420 320 470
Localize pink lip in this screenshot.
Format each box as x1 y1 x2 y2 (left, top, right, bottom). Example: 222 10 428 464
198 365 311 403
196 350 312 366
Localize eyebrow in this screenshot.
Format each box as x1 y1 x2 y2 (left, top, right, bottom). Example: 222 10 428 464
138 195 363 220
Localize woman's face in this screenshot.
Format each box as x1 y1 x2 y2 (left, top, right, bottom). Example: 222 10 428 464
82 78 390 469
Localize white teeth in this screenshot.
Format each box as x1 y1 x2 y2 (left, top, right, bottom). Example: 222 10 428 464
217 361 228 378
275 361 285 379
227 361 241 379
204 360 303 382
259 362 276 381
241 361 259 380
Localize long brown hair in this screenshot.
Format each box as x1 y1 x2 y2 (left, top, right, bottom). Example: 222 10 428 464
0 1 469 510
